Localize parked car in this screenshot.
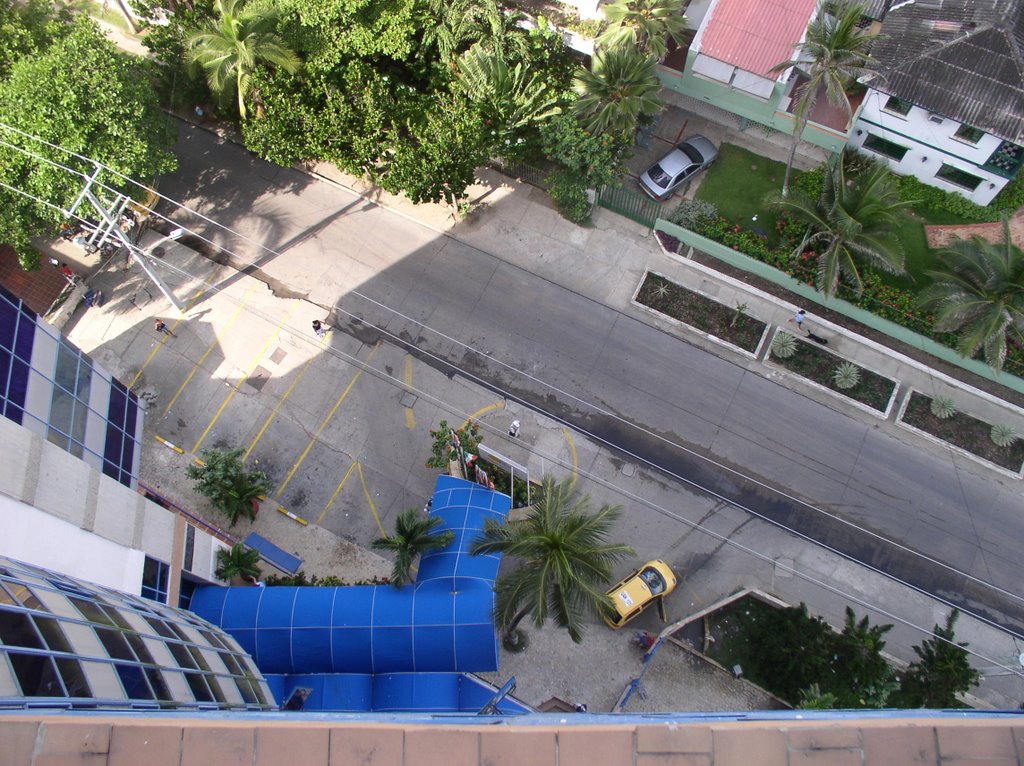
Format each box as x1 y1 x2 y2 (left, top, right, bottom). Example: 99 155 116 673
638 135 718 201
603 559 678 628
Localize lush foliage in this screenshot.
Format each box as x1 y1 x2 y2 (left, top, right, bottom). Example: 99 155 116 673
918 221 1024 373
0 16 176 268
769 0 874 195
0 0 66 79
187 0 300 120
598 0 688 60
572 43 661 138
469 475 634 646
773 159 910 296
539 112 626 191
371 508 455 585
891 610 980 708
215 543 262 581
547 169 591 224
263 571 388 586
185 448 272 525
426 419 482 468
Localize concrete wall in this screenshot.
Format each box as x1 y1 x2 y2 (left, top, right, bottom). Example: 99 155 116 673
849 90 1012 205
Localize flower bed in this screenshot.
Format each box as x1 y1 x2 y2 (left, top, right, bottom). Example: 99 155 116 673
901 392 1024 472
635 272 767 353
769 334 897 413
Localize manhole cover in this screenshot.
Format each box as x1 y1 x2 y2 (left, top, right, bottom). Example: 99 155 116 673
270 347 287 365
400 391 418 408
246 366 271 392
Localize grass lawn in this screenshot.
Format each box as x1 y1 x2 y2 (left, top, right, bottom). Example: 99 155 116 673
695 143 791 247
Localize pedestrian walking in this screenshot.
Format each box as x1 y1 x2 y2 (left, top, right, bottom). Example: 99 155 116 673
59 262 77 285
312 319 327 339
154 319 175 337
508 419 520 438
788 309 808 334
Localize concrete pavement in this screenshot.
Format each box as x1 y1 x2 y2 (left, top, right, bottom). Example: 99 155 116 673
60 113 1024 710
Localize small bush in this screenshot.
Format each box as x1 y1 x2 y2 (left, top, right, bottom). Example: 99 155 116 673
772 331 798 359
547 169 591 224
669 199 718 229
833 361 861 389
930 396 958 419
991 423 1017 447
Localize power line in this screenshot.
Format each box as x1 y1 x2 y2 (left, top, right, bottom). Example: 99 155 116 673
2 122 1023 680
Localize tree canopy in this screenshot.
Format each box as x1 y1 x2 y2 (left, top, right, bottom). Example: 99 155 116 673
0 16 176 267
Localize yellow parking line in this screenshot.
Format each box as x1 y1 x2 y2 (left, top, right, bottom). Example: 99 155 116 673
318 460 358 525
563 427 578 491
129 290 205 389
274 342 382 499
404 354 416 430
357 462 387 536
191 301 299 454
160 284 260 418
462 401 504 430
243 354 318 461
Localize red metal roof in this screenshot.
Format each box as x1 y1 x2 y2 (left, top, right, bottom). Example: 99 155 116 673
698 0 819 77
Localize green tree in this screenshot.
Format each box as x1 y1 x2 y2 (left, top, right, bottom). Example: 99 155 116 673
825 607 895 708
893 609 980 708
426 419 482 469
769 1 874 196
598 0 688 61
185 448 272 526
371 508 455 585
798 683 838 709
187 0 301 120
418 0 497 64
0 0 66 79
918 220 1024 373
572 43 661 138
469 475 634 648
0 18 176 268
773 158 909 297
215 543 262 581
457 44 561 146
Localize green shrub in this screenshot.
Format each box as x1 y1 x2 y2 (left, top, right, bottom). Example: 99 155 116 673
772 331 798 359
894 174 996 220
930 396 958 419
833 361 861 389
669 199 718 229
547 169 591 224
991 423 1017 447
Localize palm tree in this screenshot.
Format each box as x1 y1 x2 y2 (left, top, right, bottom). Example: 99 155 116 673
773 158 908 297
187 0 300 120
185 448 272 526
371 508 455 586
572 43 662 138
918 220 1024 373
598 0 689 61
769 1 875 196
469 475 635 648
215 543 262 581
457 44 562 144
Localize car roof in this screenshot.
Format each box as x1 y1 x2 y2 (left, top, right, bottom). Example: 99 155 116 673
655 148 695 177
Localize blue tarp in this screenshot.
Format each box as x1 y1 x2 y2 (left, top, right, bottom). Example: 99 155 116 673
191 477 513 697
243 533 303 574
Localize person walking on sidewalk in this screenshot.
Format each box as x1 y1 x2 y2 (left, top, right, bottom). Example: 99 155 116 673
312 319 328 339
788 309 808 334
154 319 175 337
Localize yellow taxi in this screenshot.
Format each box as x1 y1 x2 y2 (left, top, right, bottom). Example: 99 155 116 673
603 560 677 629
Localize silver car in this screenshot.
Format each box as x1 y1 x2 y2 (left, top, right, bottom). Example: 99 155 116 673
638 135 719 201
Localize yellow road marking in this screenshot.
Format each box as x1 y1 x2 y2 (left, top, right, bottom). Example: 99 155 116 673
191 301 299 454
462 401 504 430
404 354 416 429
357 461 387 536
564 427 578 491
275 342 382 499
243 354 318 461
318 460 358 525
160 284 260 418
129 290 205 389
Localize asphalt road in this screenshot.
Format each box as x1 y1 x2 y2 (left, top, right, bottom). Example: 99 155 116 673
155 122 1024 634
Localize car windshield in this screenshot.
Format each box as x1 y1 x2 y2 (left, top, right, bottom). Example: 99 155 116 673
680 144 704 164
647 163 672 187
639 567 667 595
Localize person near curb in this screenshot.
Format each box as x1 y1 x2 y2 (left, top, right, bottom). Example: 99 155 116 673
788 309 808 334
312 319 327 339
154 319 175 337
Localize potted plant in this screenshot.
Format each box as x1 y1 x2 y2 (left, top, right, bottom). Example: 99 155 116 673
186 448 272 526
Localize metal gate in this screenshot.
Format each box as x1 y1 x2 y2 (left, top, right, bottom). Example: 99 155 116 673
595 185 662 230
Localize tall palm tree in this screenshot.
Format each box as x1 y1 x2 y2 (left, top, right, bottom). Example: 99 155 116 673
598 0 689 61
769 1 874 196
187 0 300 120
215 543 262 581
469 475 635 648
371 508 455 586
774 158 908 297
457 44 562 144
572 43 662 138
918 220 1024 373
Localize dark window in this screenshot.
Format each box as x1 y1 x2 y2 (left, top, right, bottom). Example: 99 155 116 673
114 662 152 699
863 134 910 161
0 611 43 649
165 641 198 669
183 525 196 572
954 124 984 144
8 652 64 696
184 671 213 702
936 163 982 190
55 658 91 697
882 95 912 116
145 667 172 701
141 558 169 604
234 677 258 705
95 628 136 661
144 618 176 640
33 616 72 654
69 597 114 626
